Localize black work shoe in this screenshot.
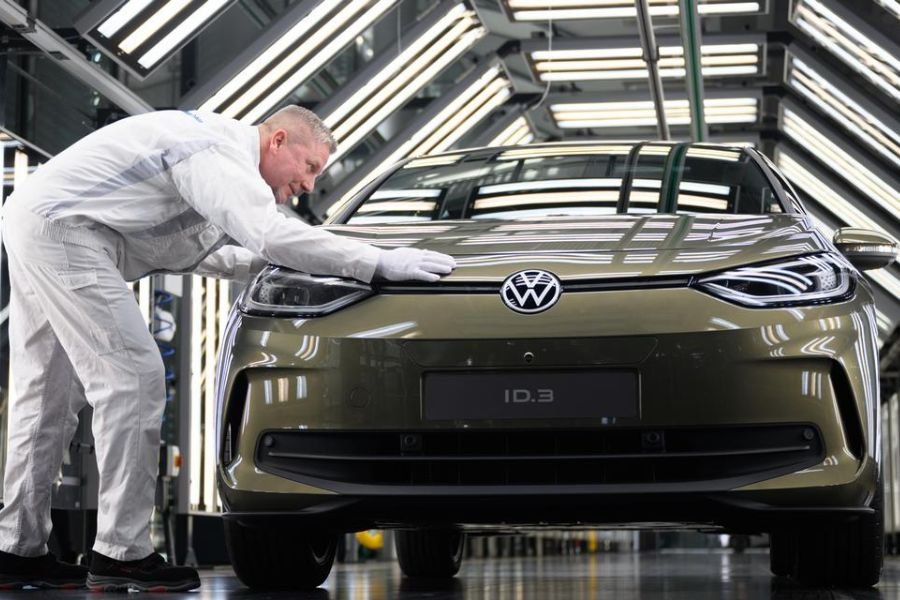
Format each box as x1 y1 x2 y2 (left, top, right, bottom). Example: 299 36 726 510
0 549 87 589
87 551 200 592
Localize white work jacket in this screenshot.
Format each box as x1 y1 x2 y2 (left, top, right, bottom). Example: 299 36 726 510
5 110 380 282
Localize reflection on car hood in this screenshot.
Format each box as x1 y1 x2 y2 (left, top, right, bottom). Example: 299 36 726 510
325 214 832 280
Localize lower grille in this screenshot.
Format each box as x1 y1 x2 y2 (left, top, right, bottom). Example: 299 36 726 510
255 425 823 489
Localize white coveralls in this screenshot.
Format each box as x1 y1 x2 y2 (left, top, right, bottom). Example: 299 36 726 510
0 110 381 560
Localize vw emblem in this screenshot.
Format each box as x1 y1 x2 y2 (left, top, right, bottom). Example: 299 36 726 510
500 270 562 314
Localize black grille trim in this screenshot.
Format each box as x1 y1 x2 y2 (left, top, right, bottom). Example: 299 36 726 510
256 424 824 492
377 276 691 294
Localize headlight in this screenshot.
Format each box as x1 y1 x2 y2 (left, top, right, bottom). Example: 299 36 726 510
694 253 855 308
239 266 373 316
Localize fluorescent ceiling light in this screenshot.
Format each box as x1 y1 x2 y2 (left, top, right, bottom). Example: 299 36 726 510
869 269 900 305
791 0 900 102
786 56 900 170
80 0 235 78
322 5 486 165
138 0 231 68
782 155 900 302
196 0 400 123
506 0 760 21
775 150 894 240
325 4 470 128
782 108 900 219
119 0 191 53
551 98 758 128
538 66 756 81
412 75 511 156
530 43 760 81
198 0 342 112
96 0 153 37
873 0 900 20
239 0 399 124
335 67 512 204
488 117 535 146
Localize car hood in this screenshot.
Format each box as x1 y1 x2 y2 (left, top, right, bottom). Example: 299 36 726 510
324 214 831 280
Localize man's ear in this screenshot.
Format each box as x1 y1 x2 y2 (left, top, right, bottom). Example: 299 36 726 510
271 129 287 150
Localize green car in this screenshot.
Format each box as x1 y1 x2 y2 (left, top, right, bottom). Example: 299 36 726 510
215 142 897 590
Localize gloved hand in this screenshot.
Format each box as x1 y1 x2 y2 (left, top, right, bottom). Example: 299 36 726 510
375 247 456 282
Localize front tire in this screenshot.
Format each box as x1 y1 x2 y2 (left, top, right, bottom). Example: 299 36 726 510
395 529 465 579
223 518 338 590
768 532 795 577
791 476 884 587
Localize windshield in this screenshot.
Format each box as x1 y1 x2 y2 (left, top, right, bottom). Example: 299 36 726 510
344 144 784 225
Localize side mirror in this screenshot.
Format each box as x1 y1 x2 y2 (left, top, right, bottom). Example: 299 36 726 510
833 228 898 271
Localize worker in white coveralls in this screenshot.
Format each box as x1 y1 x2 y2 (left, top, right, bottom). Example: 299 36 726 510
0 106 456 592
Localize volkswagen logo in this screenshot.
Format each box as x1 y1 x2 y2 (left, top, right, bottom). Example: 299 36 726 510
500 270 562 314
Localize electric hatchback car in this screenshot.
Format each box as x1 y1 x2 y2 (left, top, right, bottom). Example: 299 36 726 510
215 142 896 589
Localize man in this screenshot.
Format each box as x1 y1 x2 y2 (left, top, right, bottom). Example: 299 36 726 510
0 106 455 592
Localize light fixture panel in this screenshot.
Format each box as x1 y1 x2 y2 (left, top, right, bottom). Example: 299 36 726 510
776 148 900 303
489 117 536 146
790 0 900 103
325 64 513 211
785 50 900 170
527 41 763 82
550 96 759 129
76 0 238 79
317 1 486 165
180 0 405 123
503 0 763 22
780 102 900 222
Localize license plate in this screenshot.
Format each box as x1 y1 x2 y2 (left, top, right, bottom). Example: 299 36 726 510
422 370 639 421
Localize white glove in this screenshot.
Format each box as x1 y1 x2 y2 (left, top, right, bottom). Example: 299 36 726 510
375 247 456 282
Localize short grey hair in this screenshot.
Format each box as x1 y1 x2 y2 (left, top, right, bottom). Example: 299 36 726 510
263 105 337 152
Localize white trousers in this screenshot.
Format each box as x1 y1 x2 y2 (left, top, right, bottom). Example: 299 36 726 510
0 203 165 560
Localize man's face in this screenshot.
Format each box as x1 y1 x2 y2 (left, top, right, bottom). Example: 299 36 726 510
260 130 330 204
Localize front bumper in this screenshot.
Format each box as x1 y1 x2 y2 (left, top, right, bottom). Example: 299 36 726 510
219 487 876 534
215 286 880 524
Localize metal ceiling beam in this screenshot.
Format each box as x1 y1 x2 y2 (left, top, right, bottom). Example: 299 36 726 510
0 0 152 116
678 0 706 141
635 0 669 140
